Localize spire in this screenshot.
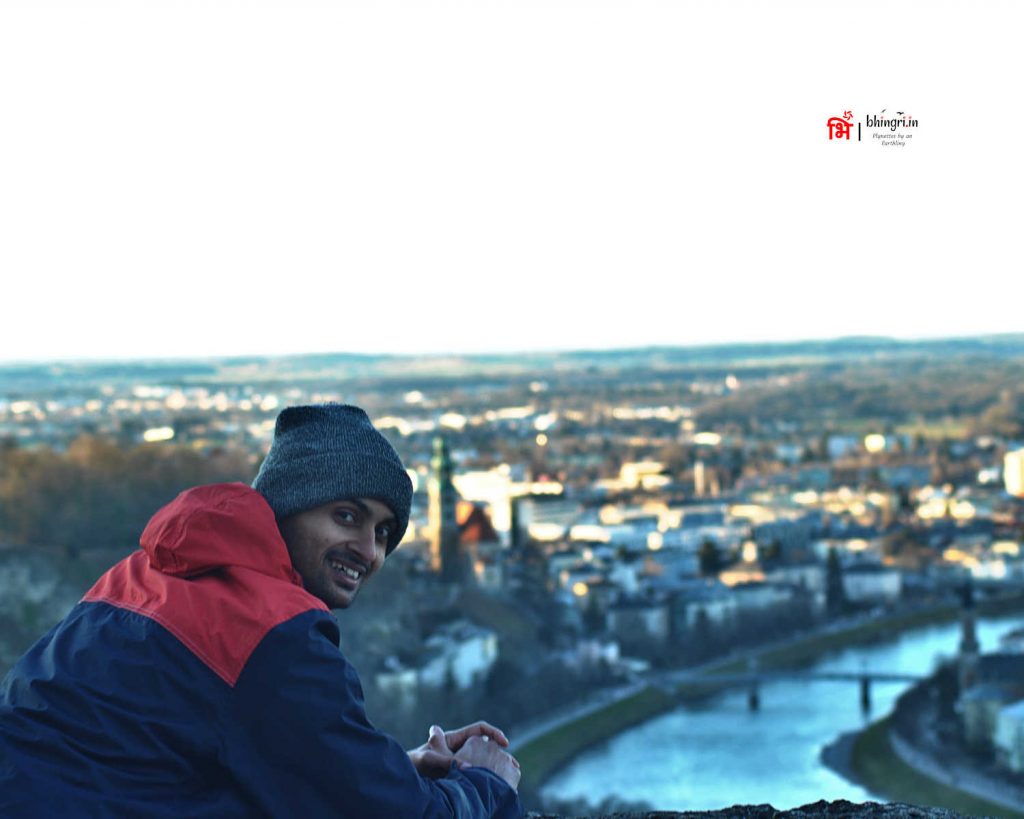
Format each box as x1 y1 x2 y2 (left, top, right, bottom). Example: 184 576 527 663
958 578 979 692
428 435 467 583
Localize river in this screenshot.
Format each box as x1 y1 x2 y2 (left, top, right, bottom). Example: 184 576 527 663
541 613 1024 811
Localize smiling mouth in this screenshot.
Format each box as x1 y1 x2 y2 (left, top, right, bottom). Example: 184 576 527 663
327 557 363 582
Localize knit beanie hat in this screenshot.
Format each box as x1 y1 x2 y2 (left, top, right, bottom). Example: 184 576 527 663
252 404 413 553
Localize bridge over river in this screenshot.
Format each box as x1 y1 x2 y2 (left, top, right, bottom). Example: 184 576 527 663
654 667 925 709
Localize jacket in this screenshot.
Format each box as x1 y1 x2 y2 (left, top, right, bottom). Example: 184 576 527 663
0 483 522 818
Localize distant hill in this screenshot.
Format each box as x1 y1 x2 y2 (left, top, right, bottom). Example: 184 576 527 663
3 334 1024 390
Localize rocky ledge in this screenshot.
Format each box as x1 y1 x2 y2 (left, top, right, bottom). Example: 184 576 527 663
527 800 967 818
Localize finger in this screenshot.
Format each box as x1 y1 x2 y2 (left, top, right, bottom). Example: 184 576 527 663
491 725 510 746
428 725 449 750
446 721 509 750
473 721 509 746
442 725 470 751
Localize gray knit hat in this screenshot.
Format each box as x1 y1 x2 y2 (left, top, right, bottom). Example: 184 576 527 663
252 404 412 553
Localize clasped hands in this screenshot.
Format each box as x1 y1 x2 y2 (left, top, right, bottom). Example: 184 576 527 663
408 721 521 791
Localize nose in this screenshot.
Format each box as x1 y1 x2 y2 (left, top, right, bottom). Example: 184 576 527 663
350 525 377 564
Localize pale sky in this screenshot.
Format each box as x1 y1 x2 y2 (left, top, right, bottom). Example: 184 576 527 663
1 0 1021 363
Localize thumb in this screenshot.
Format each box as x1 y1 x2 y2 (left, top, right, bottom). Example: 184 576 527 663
428 725 448 750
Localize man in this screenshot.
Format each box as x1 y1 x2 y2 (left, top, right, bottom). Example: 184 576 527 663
0 404 522 817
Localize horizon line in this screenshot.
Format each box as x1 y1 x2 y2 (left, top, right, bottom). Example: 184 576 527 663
3 331 1024 369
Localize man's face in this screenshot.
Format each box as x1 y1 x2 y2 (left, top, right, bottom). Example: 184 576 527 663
277 497 396 609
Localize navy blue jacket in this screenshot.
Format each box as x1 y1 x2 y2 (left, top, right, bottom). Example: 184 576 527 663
0 483 522 818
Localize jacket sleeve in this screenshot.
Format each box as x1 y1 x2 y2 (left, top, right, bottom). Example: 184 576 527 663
222 610 522 819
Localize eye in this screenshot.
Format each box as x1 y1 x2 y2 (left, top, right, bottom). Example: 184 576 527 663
334 508 358 526
375 523 392 545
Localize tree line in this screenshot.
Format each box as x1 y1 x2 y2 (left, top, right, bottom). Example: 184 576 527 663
0 437 251 555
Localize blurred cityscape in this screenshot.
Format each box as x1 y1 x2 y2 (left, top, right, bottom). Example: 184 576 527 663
3 335 1024 812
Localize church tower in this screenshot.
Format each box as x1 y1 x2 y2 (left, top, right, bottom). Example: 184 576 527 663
428 436 465 583
958 579 980 693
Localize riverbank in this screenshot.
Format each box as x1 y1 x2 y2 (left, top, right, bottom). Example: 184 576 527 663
823 662 1024 819
820 730 860 790
845 717 1024 818
817 726 1019 817
516 593 1024 797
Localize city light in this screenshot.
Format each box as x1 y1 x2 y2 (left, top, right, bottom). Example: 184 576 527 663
142 426 175 442
440 413 467 431
534 413 557 431
527 523 566 541
864 434 886 453
994 541 1021 557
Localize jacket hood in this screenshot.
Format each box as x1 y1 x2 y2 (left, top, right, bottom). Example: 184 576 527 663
140 483 302 585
